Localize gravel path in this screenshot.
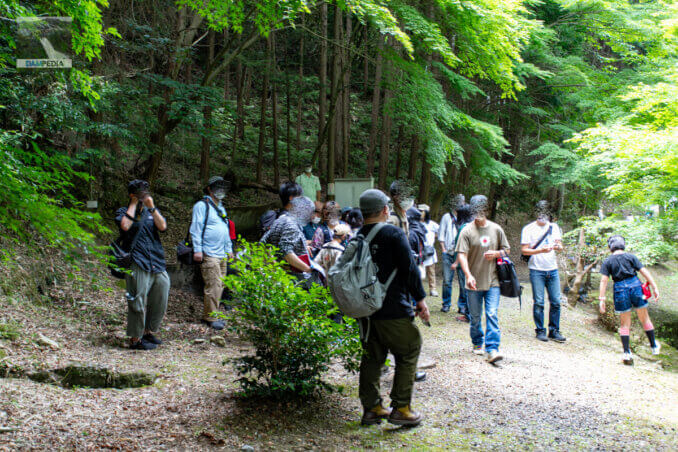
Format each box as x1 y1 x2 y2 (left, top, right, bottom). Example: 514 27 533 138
1 284 677 451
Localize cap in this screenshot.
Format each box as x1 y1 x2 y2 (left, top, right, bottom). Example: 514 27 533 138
417 204 430 212
207 176 224 187
359 189 390 213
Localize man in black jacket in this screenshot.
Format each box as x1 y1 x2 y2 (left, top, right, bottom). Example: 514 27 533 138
357 189 430 427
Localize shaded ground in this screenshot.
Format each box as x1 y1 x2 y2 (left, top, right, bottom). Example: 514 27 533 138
2 275 677 451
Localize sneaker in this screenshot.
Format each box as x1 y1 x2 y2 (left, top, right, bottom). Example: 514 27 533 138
142 333 162 345
536 331 548 342
486 350 503 364
456 314 469 323
201 319 225 330
387 405 423 426
622 352 634 365
548 331 566 343
414 371 427 382
472 345 484 355
361 404 392 426
652 343 661 355
440 306 450 313
430 289 439 297
130 339 157 350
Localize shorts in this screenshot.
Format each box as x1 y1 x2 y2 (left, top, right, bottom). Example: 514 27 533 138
613 276 648 313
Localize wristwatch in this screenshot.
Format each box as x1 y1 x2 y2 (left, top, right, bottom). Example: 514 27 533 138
148 207 157 214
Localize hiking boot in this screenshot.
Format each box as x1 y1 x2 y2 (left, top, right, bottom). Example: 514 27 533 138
472 345 484 355
361 404 392 426
536 331 548 342
430 289 439 297
142 333 162 345
548 331 566 343
440 306 450 313
201 319 225 330
388 405 423 426
652 343 661 355
456 314 469 323
130 339 157 351
486 350 503 364
622 352 634 365
414 371 427 382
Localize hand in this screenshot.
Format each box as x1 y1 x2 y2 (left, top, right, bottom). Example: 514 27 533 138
415 300 430 322
483 250 499 261
466 274 477 290
129 195 139 206
451 262 458 270
541 246 554 253
598 299 606 314
653 289 660 302
553 242 564 251
193 252 203 263
143 196 155 209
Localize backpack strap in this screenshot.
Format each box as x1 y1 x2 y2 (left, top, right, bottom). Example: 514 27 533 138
363 222 397 289
531 224 552 250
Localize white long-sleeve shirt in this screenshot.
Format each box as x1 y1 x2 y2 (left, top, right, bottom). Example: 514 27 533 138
438 212 457 255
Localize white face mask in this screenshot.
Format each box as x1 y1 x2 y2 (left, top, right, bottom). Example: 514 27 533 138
214 189 226 200
305 167 312 174
400 198 414 212
312 217 321 224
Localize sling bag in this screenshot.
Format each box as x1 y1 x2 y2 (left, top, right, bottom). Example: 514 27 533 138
520 225 552 263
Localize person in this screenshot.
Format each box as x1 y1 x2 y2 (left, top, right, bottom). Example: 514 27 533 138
356 189 430 427
520 200 566 342
419 204 439 297
406 206 427 274
455 195 510 364
115 179 170 350
261 196 314 273
303 201 323 241
387 180 414 234
313 223 350 276
345 207 364 237
598 235 661 365
450 204 473 322
311 201 341 251
438 194 465 313
295 165 322 202
190 176 234 331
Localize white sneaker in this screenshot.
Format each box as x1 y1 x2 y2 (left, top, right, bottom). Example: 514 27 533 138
430 289 439 297
622 352 634 365
486 350 503 364
652 343 661 355
472 345 484 355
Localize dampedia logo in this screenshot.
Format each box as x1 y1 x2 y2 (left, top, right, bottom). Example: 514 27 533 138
15 16 72 69
18 59 71 68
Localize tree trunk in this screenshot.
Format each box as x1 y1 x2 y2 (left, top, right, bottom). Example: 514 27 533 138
394 125 404 179
418 151 431 203
256 34 272 183
271 34 280 186
296 16 304 153
327 5 342 198
567 228 598 307
318 3 328 180
367 39 383 177
200 30 216 184
231 59 244 161
407 135 419 181
286 71 293 181
341 13 352 178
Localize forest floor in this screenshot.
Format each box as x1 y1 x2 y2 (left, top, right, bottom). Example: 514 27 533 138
1 273 678 451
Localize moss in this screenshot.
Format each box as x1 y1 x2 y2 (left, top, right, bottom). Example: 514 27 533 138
0 321 20 340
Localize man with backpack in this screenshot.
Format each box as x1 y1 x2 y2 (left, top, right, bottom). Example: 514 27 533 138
354 189 430 427
191 176 234 331
455 195 510 364
520 200 566 343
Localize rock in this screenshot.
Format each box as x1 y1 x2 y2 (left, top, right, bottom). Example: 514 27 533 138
192 338 206 344
241 445 255 451
35 333 59 350
24 365 156 389
210 335 226 347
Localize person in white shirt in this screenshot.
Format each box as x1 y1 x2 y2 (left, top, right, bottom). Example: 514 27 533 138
418 204 439 296
438 194 465 313
520 201 566 343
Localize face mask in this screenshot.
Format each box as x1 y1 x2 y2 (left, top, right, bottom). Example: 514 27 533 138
312 217 321 224
214 189 226 200
305 167 312 174
399 198 414 211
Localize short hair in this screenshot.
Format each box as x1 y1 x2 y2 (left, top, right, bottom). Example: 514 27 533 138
345 208 363 229
607 235 626 252
127 179 150 194
279 181 303 207
362 205 385 220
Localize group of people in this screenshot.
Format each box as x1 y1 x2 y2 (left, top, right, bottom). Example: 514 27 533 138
113 170 662 428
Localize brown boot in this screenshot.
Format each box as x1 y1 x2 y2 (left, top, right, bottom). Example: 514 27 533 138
361 404 392 426
388 405 423 426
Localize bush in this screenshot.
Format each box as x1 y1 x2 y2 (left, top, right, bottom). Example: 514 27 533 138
222 240 361 399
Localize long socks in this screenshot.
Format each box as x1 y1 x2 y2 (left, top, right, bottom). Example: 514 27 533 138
619 327 630 353
643 321 657 348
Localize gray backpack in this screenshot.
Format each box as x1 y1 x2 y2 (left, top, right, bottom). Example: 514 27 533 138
328 223 397 319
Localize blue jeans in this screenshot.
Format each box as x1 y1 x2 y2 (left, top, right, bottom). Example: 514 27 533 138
613 276 647 313
441 253 455 309
529 269 562 335
466 287 501 352
456 267 468 315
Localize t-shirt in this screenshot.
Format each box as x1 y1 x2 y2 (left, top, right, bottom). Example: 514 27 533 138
423 221 439 265
114 206 166 274
295 173 321 201
454 220 510 291
520 221 562 271
358 223 427 320
600 253 644 282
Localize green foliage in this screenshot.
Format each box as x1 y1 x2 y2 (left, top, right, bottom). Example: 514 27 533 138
222 241 361 399
564 215 678 267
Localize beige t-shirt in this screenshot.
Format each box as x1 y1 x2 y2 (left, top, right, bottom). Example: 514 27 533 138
455 220 510 291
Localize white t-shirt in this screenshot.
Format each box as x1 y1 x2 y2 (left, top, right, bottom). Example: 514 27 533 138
520 221 562 271
423 220 439 265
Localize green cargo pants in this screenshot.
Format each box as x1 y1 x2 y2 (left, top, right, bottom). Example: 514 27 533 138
124 263 170 338
359 317 422 409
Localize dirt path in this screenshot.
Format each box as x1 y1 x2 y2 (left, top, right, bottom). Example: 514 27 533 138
1 283 677 451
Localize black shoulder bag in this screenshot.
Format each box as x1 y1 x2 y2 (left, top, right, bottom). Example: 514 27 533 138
520 225 552 264
109 215 144 279
177 199 210 265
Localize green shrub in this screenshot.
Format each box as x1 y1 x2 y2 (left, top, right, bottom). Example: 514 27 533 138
222 240 361 399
